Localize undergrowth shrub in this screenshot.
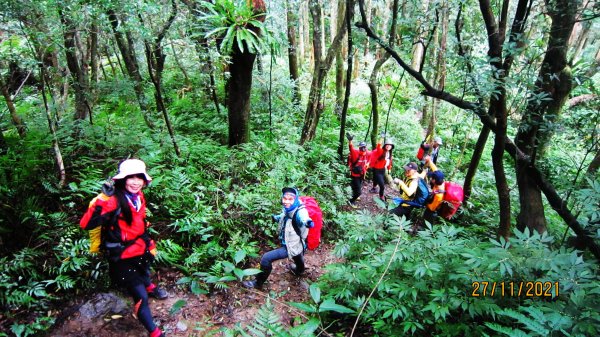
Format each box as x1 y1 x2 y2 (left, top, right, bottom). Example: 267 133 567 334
316 211 600 336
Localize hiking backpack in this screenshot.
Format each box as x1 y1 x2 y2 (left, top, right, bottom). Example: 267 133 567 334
438 182 464 219
416 143 430 161
292 196 323 250
413 177 430 207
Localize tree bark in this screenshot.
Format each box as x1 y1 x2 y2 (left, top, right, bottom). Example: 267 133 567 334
59 9 91 121
463 126 490 203
90 21 99 86
286 0 301 103
587 149 600 175
299 0 351 144
334 0 346 116
338 0 354 161
455 4 488 203
228 43 257 146
515 0 577 233
367 0 399 148
107 9 155 129
39 54 66 187
0 79 27 138
141 0 180 156
429 2 448 133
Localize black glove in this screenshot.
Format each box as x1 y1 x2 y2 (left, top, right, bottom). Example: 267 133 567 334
346 132 353 141
102 181 115 196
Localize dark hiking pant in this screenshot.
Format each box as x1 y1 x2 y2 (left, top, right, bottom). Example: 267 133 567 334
257 246 305 285
350 175 363 202
372 168 386 197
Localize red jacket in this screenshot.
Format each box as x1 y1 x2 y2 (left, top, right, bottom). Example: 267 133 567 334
348 143 369 177
80 192 155 260
369 143 392 170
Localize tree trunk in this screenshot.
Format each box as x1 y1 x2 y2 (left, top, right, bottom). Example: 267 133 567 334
0 79 27 138
104 45 118 77
338 0 354 161
300 0 351 144
90 21 99 86
228 42 257 146
478 0 512 238
463 126 490 203
107 9 155 129
430 2 448 129
170 41 191 87
141 0 180 156
334 0 346 116
368 0 399 148
39 56 66 187
587 149 600 175
59 9 91 121
515 0 577 233
287 0 301 103
411 0 430 72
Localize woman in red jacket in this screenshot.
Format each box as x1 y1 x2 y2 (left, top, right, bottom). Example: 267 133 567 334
80 159 167 337
347 134 370 207
369 135 394 200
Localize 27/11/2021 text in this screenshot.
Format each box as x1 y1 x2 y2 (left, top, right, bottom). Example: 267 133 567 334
470 281 559 297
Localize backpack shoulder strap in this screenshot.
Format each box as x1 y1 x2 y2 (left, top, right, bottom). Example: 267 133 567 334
289 205 307 246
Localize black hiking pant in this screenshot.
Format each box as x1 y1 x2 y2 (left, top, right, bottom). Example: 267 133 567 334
350 175 363 202
372 168 386 197
257 246 305 285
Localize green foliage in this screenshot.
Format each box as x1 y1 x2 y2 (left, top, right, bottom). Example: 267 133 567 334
316 212 600 336
288 283 355 316
179 251 261 292
222 299 321 337
196 0 276 55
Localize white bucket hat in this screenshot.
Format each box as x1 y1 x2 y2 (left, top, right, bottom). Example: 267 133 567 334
112 159 152 182
434 136 443 145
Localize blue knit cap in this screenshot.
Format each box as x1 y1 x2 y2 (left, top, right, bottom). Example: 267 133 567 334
281 187 301 212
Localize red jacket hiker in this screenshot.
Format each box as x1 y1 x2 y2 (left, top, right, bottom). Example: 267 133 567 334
348 141 370 177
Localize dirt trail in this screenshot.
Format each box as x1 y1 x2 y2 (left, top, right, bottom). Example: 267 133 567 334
50 183 396 336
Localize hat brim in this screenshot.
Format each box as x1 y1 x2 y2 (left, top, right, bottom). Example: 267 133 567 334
112 172 152 182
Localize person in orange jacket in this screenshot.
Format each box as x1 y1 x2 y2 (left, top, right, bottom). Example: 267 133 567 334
80 159 167 337
369 134 394 200
346 133 369 207
423 170 446 224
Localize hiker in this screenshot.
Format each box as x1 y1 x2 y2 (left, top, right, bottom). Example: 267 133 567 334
243 187 314 289
346 133 369 207
390 162 426 217
423 170 446 225
430 136 443 164
80 159 167 337
369 134 394 200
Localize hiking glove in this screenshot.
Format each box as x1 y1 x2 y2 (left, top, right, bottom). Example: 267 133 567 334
272 214 281 223
101 181 115 196
346 132 353 141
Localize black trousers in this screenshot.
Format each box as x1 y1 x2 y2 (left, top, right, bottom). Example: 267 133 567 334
350 175 363 202
372 169 386 197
